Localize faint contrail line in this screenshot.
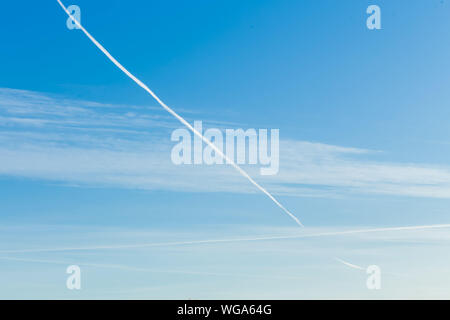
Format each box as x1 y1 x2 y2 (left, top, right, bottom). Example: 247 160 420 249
2 223 449 254
52 2 450 275
0 256 305 280
334 257 365 270
56 0 303 227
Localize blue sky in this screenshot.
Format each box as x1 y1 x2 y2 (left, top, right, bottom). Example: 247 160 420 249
1 0 450 298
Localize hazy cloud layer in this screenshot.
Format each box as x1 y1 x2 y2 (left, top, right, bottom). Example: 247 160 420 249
1 87 450 198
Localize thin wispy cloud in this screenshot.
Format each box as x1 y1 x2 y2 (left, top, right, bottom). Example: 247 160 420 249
1 87 450 199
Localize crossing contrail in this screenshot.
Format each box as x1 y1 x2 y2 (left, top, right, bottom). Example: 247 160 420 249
56 0 303 227
2 223 449 254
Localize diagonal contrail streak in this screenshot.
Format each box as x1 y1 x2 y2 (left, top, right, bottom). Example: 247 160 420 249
56 0 303 227
2 223 449 254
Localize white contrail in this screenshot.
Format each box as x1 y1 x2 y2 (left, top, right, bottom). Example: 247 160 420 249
2 223 449 254
56 0 303 227
334 257 365 270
